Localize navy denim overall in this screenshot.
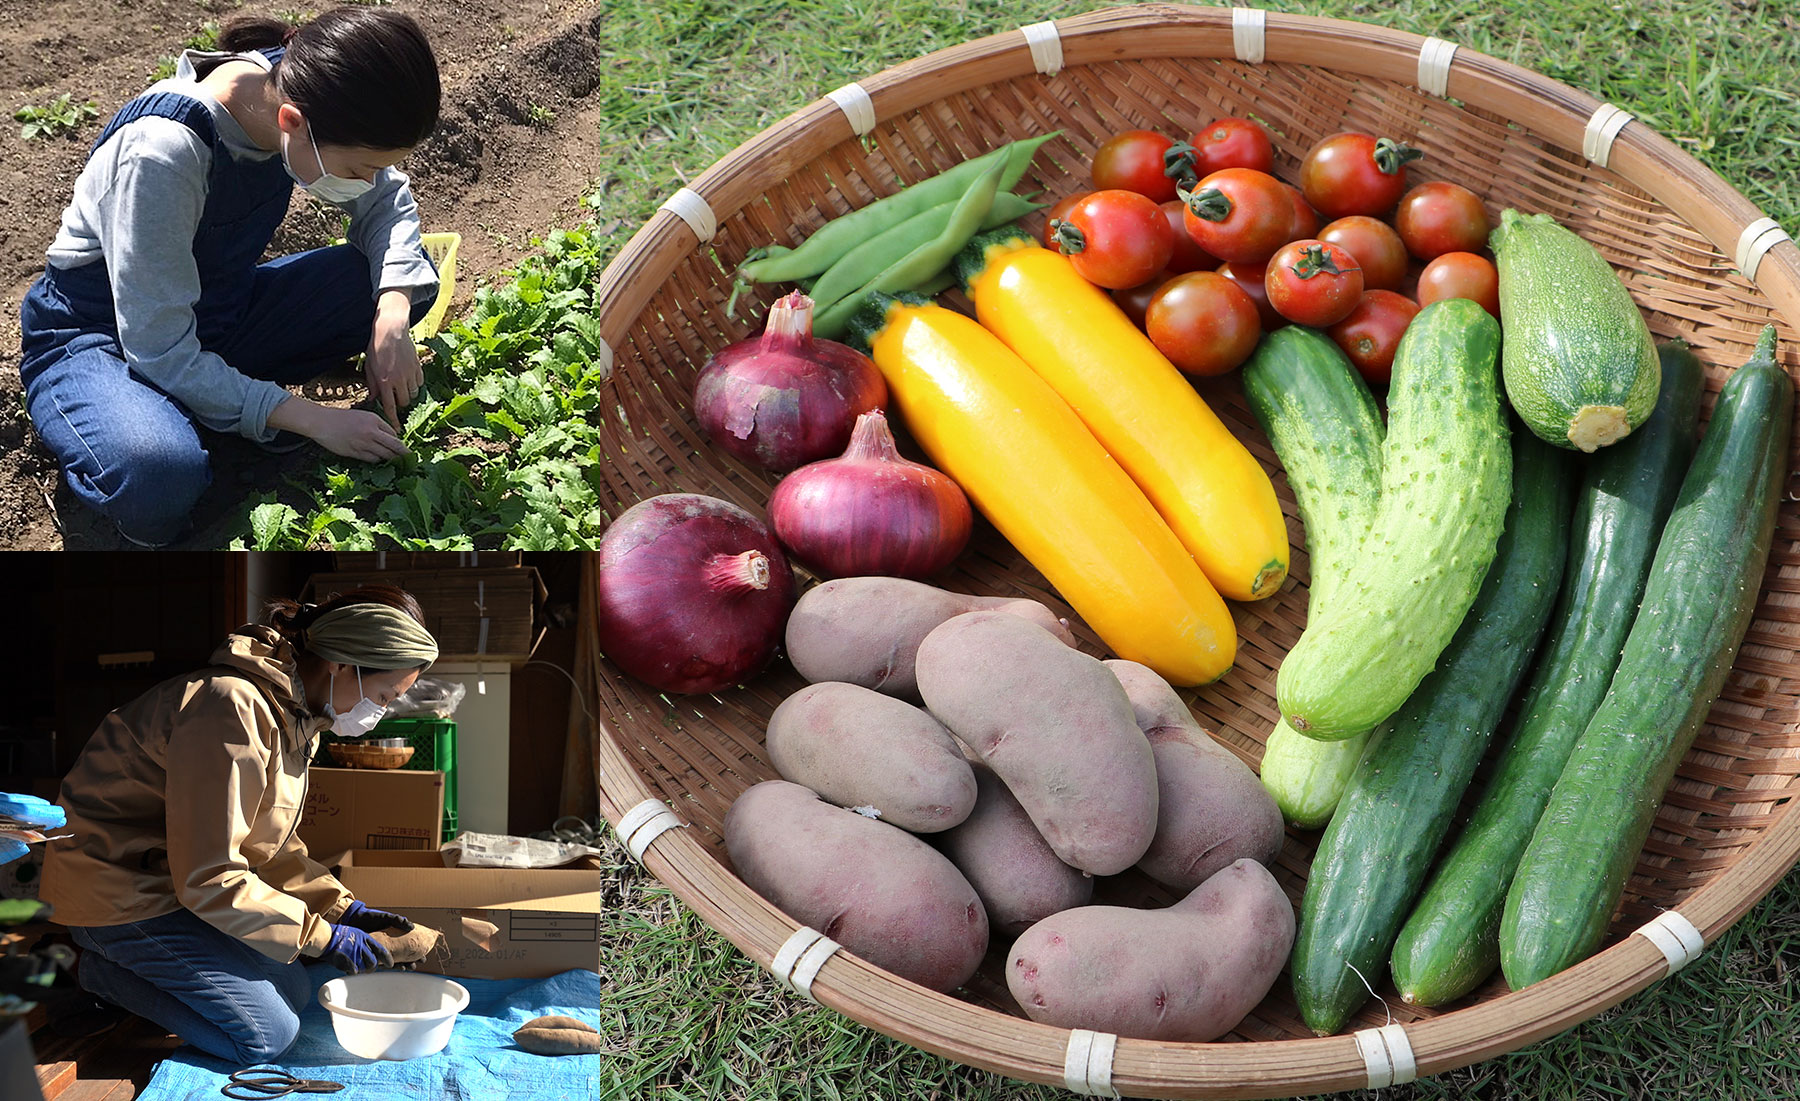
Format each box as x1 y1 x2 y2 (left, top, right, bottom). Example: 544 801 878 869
19 50 426 544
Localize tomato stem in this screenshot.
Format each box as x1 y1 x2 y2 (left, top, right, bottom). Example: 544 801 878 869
1373 138 1424 175
1050 220 1088 255
1179 185 1234 223
1162 142 1200 189
1291 244 1354 280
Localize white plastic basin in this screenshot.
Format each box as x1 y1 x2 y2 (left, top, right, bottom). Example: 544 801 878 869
318 972 470 1060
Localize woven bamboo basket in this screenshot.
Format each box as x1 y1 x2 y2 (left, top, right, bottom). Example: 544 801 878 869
587 5 1800 1096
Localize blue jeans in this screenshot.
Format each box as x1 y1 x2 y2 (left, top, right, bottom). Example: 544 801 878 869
69 908 316 1064
18 245 429 545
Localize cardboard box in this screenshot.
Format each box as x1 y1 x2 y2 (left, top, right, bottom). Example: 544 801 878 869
302 768 445 856
332 552 523 571
303 567 546 662
336 850 600 979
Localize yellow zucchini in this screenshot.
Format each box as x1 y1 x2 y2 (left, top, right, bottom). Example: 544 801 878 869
848 293 1236 686
957 230 1289 601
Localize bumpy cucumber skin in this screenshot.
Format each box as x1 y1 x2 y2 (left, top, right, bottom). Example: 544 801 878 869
1276 298 1512 739
1492 209 1661 452
1501 332 1791 991
1390 341 1703 1007
1291 426 1575 1035
1241 328 1384 827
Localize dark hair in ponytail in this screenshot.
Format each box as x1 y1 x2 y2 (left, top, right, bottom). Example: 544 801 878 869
216 14 294 53
261 6 440 150
264 583 428 663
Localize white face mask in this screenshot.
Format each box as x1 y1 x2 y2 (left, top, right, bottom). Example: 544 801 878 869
326 667 387 737
281 117 376 204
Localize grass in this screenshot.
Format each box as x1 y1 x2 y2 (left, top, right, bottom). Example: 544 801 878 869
581 0 1800 1097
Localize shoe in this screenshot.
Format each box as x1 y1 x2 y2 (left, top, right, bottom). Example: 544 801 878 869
47 990 129 1038
116 526 172 549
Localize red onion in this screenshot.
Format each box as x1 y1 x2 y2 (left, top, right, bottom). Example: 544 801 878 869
595 493 797 694
768 410 974 580
693 291 888 472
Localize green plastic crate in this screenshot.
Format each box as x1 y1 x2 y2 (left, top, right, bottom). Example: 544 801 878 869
372 717 459 840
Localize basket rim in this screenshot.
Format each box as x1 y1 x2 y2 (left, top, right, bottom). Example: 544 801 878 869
591 5 1800 1096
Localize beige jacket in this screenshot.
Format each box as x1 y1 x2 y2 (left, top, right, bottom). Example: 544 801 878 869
42 626 353 962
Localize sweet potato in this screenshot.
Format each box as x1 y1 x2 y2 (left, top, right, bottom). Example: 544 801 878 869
915 611 1158 876
934 763 1093 937
1006 858 1295 1041
513 1015 602 1055
766 681 977 833
1106 659 1287 889
724 779 988 993
784 576 1075 701
371 924 444 964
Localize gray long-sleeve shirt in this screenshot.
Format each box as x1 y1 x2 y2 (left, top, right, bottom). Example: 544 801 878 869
44 49 439 441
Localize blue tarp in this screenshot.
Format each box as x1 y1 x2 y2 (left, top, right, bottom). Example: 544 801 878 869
138 966 601 1101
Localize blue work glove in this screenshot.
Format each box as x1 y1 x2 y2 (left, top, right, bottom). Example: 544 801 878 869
339 900 415 935
322 924 393 974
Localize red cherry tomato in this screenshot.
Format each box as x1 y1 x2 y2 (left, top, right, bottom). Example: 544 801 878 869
1092 129 1180 203
1160 200 1218 273
1110 271 1175 329
1180 168 1294 265
1286 184 1320 242
1219 260 1284 330
1042 191 1092 249
1416 251 1500 318
1054 189 1175 289
1265 239 1365 327
1393 181 1491 260
1299 132 1424 219
1184 116 1275 178
1327 290 1421 385
1145 271 1262 377
1317 215 1409 291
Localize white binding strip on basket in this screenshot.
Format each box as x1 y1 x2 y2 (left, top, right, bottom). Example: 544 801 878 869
1416 37 1459 97
1633 909 1706 975
657 186 718 244
825 82 878 137
1582 103 1635 168
1232 7 1267 64
1354 1023 1418 1089
616 798 684 861
1020 20 1063 76
769 927 842 1001
1735 216 1792 282
1062 1029 1121 1098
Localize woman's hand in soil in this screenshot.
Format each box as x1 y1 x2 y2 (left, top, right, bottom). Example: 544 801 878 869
267 398 409 463
364 289 425 432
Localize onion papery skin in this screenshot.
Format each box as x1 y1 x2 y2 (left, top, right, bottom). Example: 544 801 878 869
768 411 974 580
595 493 798 694
693 291 888 473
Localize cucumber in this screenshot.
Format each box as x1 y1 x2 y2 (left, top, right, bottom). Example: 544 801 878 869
1276 298 1512 740
1390 340 1703 1006
1501 327 1791 990
1241 327 1384 828
1491 209 1661 452
1291 424 1576 1035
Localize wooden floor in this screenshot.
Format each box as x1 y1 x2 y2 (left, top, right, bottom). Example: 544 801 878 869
29 1011 179 1101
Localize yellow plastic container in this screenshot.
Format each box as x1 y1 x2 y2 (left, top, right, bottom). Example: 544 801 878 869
413 231 462 341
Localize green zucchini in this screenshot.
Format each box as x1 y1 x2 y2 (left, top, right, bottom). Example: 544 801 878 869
1291 424 1576 1035
1276 298 1512 740
1241 327 1384 828
1501 327 1791 990
1390 340 1703 1007
1491 209 1661 452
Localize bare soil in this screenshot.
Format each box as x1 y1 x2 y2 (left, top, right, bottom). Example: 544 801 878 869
0 0 619 548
